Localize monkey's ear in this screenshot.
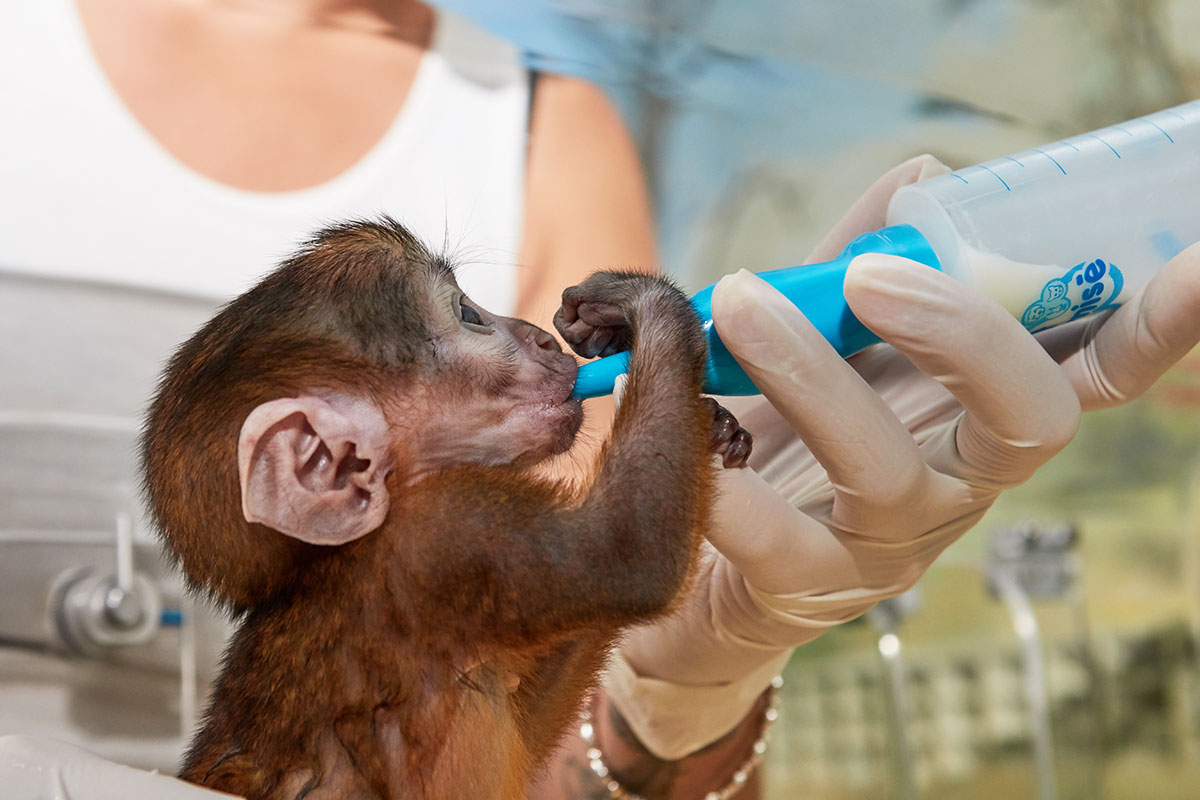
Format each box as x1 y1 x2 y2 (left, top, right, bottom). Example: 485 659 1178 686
238 397 393 545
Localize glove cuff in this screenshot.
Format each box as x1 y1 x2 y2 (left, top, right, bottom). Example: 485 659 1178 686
602 648 792 761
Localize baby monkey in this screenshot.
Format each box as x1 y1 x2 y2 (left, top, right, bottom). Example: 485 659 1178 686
141 218 751 800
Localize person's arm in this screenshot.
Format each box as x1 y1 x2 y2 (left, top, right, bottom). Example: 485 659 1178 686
538 688 773 800
517 73 657 329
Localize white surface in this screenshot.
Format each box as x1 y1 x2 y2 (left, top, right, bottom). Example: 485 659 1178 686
0 735 238 800
0 267 238 794
0 643 229 773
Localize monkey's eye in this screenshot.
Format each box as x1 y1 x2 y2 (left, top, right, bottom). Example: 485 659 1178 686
460 302 483 326
458 298 492 333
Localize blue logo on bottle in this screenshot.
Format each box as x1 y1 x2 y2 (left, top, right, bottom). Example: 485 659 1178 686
1020 259 1125 332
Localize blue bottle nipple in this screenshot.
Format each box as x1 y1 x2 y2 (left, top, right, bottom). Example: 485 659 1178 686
571 225 942 398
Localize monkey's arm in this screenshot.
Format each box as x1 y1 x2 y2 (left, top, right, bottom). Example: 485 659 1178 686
397 274 715 644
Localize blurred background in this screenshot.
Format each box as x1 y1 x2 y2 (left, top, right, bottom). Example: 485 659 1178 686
3 1 1200 798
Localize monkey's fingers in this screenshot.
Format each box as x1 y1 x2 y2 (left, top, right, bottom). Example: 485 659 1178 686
557 317 610 358
555 303 578 327
705 398 736 450
554 313 594 347
704 398 753 468
581 328 616 359
579 302 634 357
723 429 753 469
556 314 635 359
552 307 583 343
575 301 628 328
558 284 593 320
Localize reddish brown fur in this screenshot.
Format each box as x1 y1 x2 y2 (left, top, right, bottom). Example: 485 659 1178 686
140 218 740 799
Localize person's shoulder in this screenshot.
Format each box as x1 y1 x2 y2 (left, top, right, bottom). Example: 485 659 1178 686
523 73 656 272
516 72 656 327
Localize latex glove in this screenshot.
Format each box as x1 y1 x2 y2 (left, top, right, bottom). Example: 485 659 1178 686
0 735 239 800
606 157 1200 760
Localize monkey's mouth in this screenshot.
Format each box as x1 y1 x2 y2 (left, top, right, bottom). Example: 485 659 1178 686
549 377 584 418
539 366 584 454
507 391 581 466
542 353 579 402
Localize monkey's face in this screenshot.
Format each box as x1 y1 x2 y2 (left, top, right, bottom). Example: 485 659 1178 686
416 274 584 472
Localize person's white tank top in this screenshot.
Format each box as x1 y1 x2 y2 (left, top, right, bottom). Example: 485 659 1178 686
0 2 529 311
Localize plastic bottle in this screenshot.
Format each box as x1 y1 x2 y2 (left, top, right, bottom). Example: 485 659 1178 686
572 100 1200 398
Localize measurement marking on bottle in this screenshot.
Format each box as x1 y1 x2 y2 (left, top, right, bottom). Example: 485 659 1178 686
1088 133 1121 159
1032 149 1066 175
980 164 1011 191
1005 156 1025 167
1059 140 1080 152
951 173 969 184
1145 120 1175 143
1114 126 1134 136
1166 110 1187 121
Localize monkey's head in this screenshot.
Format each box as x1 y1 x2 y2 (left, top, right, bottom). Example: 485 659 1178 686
140 219 582 610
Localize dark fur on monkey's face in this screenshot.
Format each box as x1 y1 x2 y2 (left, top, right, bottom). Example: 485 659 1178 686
141 218 582 611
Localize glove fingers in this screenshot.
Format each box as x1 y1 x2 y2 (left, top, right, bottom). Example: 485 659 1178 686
1052 242 1200 411
710 464 981 603
844 254 1081 487
708 468 860 594
711 270 937 529
847 343 961 435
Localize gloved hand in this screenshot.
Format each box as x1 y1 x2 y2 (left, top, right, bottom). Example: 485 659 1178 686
605 156 1200 759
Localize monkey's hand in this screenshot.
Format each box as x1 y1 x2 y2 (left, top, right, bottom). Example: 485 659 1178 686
554 271 695 361
704 397 752 469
